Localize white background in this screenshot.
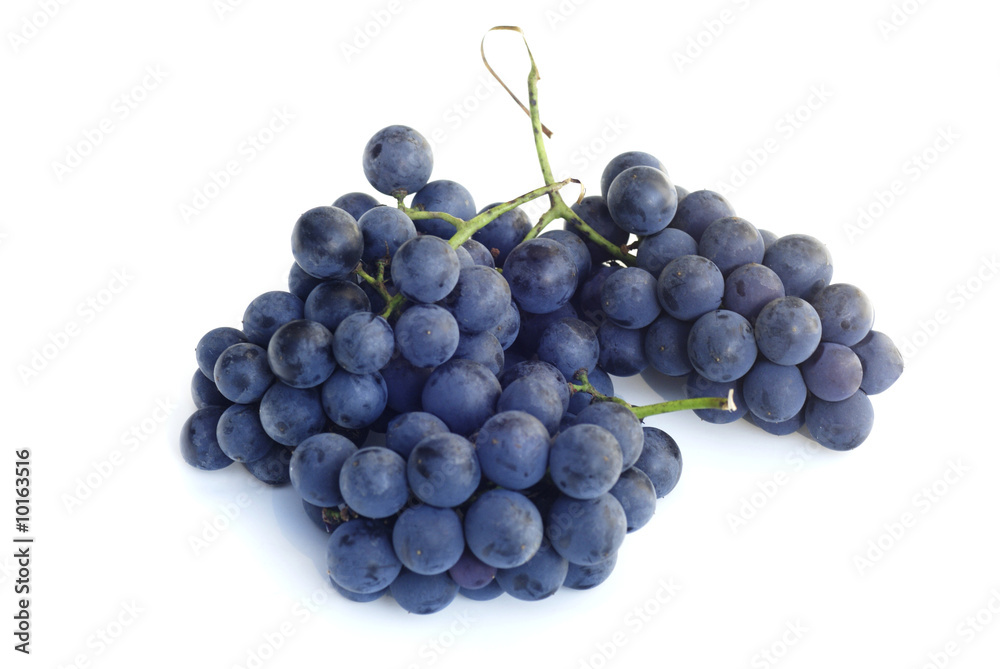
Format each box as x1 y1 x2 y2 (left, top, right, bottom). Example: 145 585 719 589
3 0 999 667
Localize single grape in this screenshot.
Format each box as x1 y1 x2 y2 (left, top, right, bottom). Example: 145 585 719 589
392 506 465 575
606 165 678 235
657 255 725 321
461 238 495 268
303 280 370 334
575 264 620 325
742 360 808 423
498 360 571 413
448 549 497 590
634 427 682 497
179 407 232 470
537 318 599 382
216 403 278 463
407 432 481 507
546 493 626 566
339 446 408 518
601 266 662 329
464 489 544 569
384 411 449 459
381 354 433 413
763 233 833 301
754 296 822 365
362 125 433 196
410 179 476 238
548 424 623 499
459 580 504 601
394 304 460 369
748 410 805 436
213 342 273 404
421 359 501 435
288 262 324 302
242 291 304 347
288 433 357 507
332 312 393 374
504 238 579 315
327 519 402 594
852 330 903 394
800 342 864 402
497 375 565 435
390 235 460 304
636 227 698 277
698 216 765 277
491 300 521 350
321 369 387 429
441 265 512 333
668 189 735 242
495 539 569 601
389 569 459 614
332 192 381 221
190 368 231 409
805 390 874 451
357 205 417 265
196 327 247 379
258 382 327 447
759 228 779 250
564 553 618 590
723 263 785 323
609 467 656 532
291 206 363 280
600 150 667 198
644 314 693 377
810 283 875 346
541 228 592 280
453 331 504 376
475 411 550 490
686 310 757 383
243 443 292 485
267 319 337 388
596 321 648 377
516 302 580 354
330 579 387 603
472 203 531 267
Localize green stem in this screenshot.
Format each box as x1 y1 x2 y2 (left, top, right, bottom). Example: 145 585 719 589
355 264 392 305
448 179 574 247
570 370 735 420
379 293 406 320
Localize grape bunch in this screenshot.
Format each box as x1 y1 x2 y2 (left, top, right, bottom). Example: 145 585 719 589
180 115 901 613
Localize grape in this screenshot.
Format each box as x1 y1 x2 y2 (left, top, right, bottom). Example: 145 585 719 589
258 382 327 446
407 433 481 507
852 330 903 395
243 444 292 485
499 360 571 414
609 468 657 532
569 197 630 265
686 310 757 383
327 519 402 594
809 283 875 346
491 301 521 350
754 296 822 365
472 203 531 266
460 238 495 268
800 342 863 402
267 319 337 388
675 185 689 201
332 312 394 374
723 263 785 323
180 407 233 470
742 360 807 423
289 433 357 507
291 206 364 280
464 489 544 569
763 234 833 301
320 369 387 429
636 227 698 277
381 354 433 413
332 192 381 221
684 372 746 424
634 427 682 497
568 365 615 414
575 264 619 325
668 189 735 242
541 228 592 280
564 553 617 590
394 304 460 369
288 263 324 302
697 216 765 277
748 410 805 436
600 150 667 198
392 506 465 575
475 411 550 490
759 228 778 250
421 359 501 435
453 331 504 375
536 318 599 381
548 424 623 498
448 549 496 590
805 390 874 451
389 569 459 614
644 314 693 377
495 539 568 601
303 280 370 334
390 235 460 304
504 238 579 314
657 255 724 321
516 302 579 353
596 321 648 377
546 493 626 566
601 266 662 329
459 580 504 601
339 447 408 518
330 580 387 603
213 342 274 403
357 205 417 265
362 125 433 196
384 411 449 459
190 369 231 409
196 327 247 378
411 179 477 238
441 265 511 333
242 291 305 347
216 403 277 463
497 376 565 435
606 165 678 235
573 401 644 471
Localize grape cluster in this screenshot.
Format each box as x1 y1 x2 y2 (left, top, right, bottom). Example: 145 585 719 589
180 123 901 613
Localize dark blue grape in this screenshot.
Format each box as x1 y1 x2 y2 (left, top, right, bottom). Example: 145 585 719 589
749 410 805 436
537 318 599 382
600 150 667 198
390 569 458 614
303 280 370 334
668 189 735 242
601 266 662 329
242 443 292 485
698 216 765 277
607 165 677 235
289 432 357 507
800 342 863 402
339 446 408 518
213 342 273 403
636 227 698 277
242 291 305 347
491 301 521 350
498 360 571 414
392 506 465 575
852 330 903 395
596 321 648 377
568 365 615 413
196 327 247 378
421 359 501 435
411 179 476 238
475 411 550 490
754 296 822 365
644 314 693 376
442 265 511 333
216 403 277 463
497 375 565 435
634 427 682 498
569 197 630 265
564 553 617 590
743 360 807 423
805 390 874 451
684 372 746 424
657 255 724 321
180 407 232 470
461 238 495 268
266 319 336 388
407 433 481 507
259 382 327 446
495 539 568 601
759 228 778 250
449 549 496 590
574 401 644 471
384 411 449 458
327 518 402 593
459 580 504 601
763 234 833 301
357 205 417 265
516 302 579 354
687 310 757 383
390 235 460 304
453 331 504 375
362 125 433 196
472 203 531 267
332 192 381 221
332 312 393 374
464 489 544 569
291 206 363 280
549 424 622 498
394 304 459 368
546 493 626 565
609 467 656 532
504 238 579 315
810 283 875 346
321 369 387 429
541 228 592 280
288 262 324 302
191 368 231 409
330 579 386 603
723 263 785 323
575 264 619 326
381 354 433 413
